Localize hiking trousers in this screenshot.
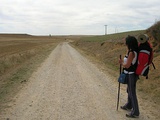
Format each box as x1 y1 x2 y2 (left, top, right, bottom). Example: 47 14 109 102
125 74 140 116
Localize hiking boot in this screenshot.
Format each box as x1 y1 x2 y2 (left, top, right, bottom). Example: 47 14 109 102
126 113 139 118
120 106 131 111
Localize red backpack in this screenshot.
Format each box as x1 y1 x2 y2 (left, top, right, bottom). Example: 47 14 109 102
136 41 155 79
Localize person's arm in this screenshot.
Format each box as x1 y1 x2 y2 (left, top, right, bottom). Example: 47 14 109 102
123 52 135 68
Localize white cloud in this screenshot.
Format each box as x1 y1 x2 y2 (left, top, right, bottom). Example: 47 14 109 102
0 0 160 35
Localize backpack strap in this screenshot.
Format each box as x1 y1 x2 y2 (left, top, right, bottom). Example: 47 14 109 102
152 62 156 69
148 42 156 69
146 42 156 79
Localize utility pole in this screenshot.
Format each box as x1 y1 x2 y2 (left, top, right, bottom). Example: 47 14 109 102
104 25 107 35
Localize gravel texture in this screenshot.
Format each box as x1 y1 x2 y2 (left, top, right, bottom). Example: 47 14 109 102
0 42 156 120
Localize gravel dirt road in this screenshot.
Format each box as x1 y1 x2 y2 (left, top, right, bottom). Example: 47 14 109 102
0 42 156 120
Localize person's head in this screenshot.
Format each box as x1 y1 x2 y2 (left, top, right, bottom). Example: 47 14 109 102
125 35 138 51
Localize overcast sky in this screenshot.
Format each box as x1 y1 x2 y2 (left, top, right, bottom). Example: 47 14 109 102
0 0 160 35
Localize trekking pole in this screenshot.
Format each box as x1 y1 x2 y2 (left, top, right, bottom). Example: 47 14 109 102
117 55 122 111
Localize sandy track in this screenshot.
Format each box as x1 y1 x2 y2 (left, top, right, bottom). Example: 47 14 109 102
0 42 155 120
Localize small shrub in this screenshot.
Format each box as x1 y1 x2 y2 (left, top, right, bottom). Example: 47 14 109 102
147 20 160 43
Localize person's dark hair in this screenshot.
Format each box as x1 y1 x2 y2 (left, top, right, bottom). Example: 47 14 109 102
125 35 138 52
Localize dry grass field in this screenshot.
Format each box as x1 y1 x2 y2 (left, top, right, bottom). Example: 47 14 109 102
0 34 64 111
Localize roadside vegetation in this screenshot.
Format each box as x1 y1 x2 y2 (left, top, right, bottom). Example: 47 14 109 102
72 21 160 110
0 35 64 112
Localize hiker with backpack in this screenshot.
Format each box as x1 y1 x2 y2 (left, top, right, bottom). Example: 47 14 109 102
119 35 140 118
136 34 155 78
